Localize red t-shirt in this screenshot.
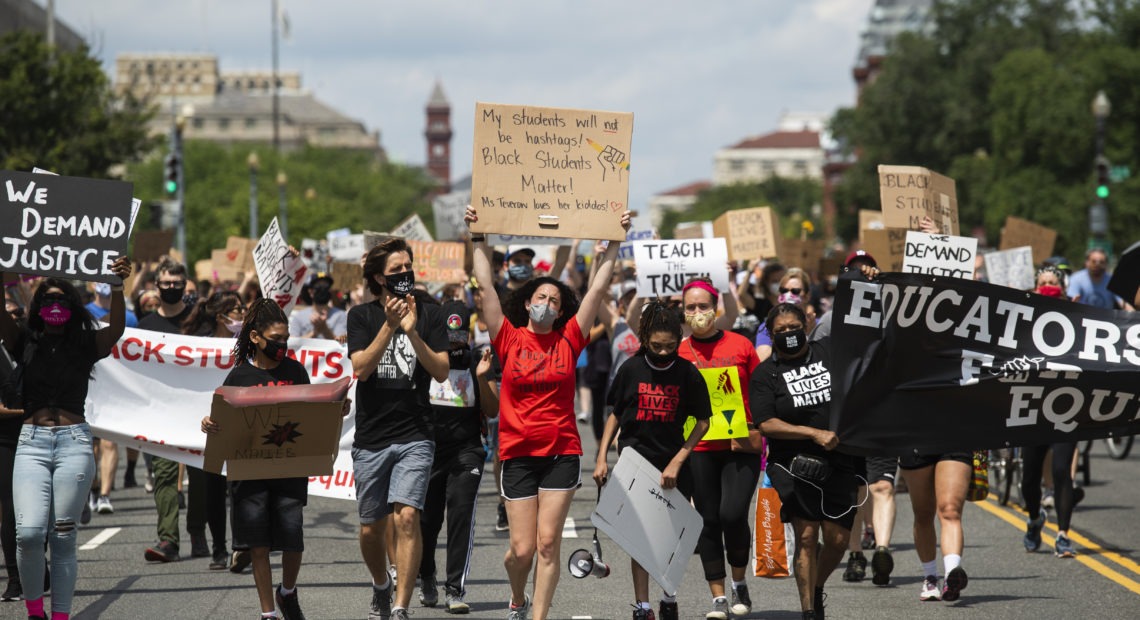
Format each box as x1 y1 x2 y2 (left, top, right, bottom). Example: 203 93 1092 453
493 317 588 459
678 330 761 452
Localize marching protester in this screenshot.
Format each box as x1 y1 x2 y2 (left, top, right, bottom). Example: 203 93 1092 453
751 302 860 620
0 257 132 620
1068 248 1122 309
755 268 818 361
417 300 499 613
201 297 327 620
289 274 347 342
347 238 450 620
595 299 712 620
465 205 631 620
677 277 762 620
469 281 511 532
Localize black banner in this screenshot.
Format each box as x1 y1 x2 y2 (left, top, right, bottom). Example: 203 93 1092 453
831 273 1139 456
0 170 133 284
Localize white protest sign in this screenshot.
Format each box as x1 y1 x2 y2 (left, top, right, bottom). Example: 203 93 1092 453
632 238 730 298
618 212 657 260
984 246 1035 290
487 234 573 246
328 233 365 263
254 217 308 314
902 231 977 279
592 449 702 595
391 213 433 242
432 189 471 241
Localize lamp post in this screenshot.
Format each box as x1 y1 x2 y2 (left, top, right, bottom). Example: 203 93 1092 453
277 171 288 241
1090 90 1111 245
248 152 260 238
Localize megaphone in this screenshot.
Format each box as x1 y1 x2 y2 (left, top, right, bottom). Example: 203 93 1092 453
568 530 610 579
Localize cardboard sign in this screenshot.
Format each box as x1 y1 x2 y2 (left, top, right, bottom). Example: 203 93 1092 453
685 366 748 441
712 207 780 261
408 240 466 284
819 256 844 279
254 217 308 313
203 378 350 480
673 222 710 240
223 237 258 272
486 234 573 246
632 238 730 298
1000 216 1057 265
858 209 884 242
984 246 1035 290
194 259 214 282
0 170 133 284
331 261 363 291
133 230 175 263
328 233 365 263
861 228 907 272
779 238 825 276
592 449 703 596
902 231 977 279
470 102 633 241
209 250 245 282
433 189 472 241
391 213 434 242
877 165 959 235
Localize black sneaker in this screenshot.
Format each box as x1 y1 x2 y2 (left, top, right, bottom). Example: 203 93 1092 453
369 582 393 620
123 467 138 489
0 575 21 601
419 574 438 607
942 566 968 602
496 503 509 531
209 548 229 570
658 601 678 620
843 551 866 582
730 583 751 615
177 491 186 509
230 550 252 574
276 584 306 620
871 546 893 586
632 604 655 620
190 533 210 558
144 540 179 563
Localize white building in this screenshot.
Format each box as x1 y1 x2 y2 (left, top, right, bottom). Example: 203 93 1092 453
712 112 828 186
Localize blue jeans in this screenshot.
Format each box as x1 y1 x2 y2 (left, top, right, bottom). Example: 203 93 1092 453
13 423 95 612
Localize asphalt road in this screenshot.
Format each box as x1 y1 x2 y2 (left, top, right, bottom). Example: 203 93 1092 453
13 438 1140 619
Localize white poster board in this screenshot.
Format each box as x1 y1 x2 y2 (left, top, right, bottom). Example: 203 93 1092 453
390 213 433 242
984 246 1035 291
902 231 977 279
592 449 702 596
432 190 471 241
254 217 308 314
328 233 365 263
632 238 729 298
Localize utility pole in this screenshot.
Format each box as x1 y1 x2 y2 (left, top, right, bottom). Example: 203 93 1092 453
271 0 280 153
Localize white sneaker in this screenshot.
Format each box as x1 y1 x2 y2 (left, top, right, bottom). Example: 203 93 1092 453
919 575 941 601
96 495 114 514
706 596 729 620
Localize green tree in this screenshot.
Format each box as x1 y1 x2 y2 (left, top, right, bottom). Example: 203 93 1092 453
0 30 157 176
658 176 823 240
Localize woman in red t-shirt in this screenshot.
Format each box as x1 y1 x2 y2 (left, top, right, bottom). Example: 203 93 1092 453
466 206 631 620
677 278 762 620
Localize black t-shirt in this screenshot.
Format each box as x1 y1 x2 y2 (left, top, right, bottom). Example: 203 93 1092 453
429 348 484 451
12 328 101 421
138 306 192 334
347 299 448 450
606 352 712 471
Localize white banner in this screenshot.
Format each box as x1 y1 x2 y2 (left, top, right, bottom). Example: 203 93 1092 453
984 246 1035 290
85 328 359 500
254 217 308 314
328 233 365 263
632 238 729 298
902 231 976 279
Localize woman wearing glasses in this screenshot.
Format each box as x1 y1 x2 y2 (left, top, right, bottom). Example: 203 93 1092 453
754 268 817 362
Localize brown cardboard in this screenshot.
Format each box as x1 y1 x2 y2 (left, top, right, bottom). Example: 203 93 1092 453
673 223 706 240
210 249 245 282
779 239 825 278
223 237 259 272
203 378 350 481
858 209 884 243
999 216 1056 265
469 102 633 242
362 232 467 284
194 259 214 282
712 207 781 261
330 262 363 291
861 228 908 272
133 230 175 263
877 165 959 235
819 256 844 279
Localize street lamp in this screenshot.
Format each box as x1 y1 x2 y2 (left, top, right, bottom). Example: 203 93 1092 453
248 152 260 238
277 170 288 241
1089 90 1111 244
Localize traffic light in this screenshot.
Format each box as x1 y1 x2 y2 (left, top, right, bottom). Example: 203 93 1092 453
163 153 180 195
1096 157 1111 200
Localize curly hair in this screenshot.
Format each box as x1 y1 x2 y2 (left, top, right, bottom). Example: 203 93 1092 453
232 298 289 366
181 291 243 336
502 276 579 330
363 238 414 297
636 299 682 352
27 278 96 338
764 302 808 336
1035 264 1069 289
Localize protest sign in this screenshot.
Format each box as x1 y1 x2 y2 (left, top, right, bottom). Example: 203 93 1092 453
618 225 657 261
780 238 825 276
632 238 729 298
133 230 175 263
684 366 748 441
328 233 365 263
391 213 434 242
409 240 466 283
254 217 308 313
592 449 702 595
194 259 214 282
902 231 977 279
861 228 907 272
819 256 844 279
984 246 1035 290
209 250 245 282
470 102 633 241
1000 216 1057 265
831 273 1140 455
712 207 780 261
877 165 959 235
0 170 133 284
223 236 258 272
331 261 363 291
85 329 360 500
673 222 710 240
487 234 573 246
433 189 472 241
858 209 884 242
204 378 350 480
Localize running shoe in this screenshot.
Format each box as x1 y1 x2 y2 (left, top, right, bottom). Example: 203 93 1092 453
1023 510 1046 552
706 596 728 620
577 411 590 424
444 586 469 614
190 533 210 558
230 550 252 573
1041 488 1055 509
507 594 529 620
80 497 92 525
369 581 392 620
842 551 866 582
730 583 751 615
1055 533 1076 558
388 565 398 588
0 575 21 601
919 575 941 601
209 548 229 570
123 467 138 489
658 601 679 620
96 495 114 515
392 609 410 620
942 566 968 602
496 503 509 532
144 540 179 563
860 525 876 550
419 574 439 607
275 584 306 620
871 546 893 586
631 604 656 620
145 468 155 493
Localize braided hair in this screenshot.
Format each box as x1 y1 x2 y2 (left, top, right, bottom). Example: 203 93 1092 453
636 299 683 353
232 298 289 366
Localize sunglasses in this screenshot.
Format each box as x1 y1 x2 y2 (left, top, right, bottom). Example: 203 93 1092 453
40 294 72 308
779 287 803 295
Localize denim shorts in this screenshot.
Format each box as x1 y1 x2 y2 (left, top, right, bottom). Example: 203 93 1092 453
352 440 435 523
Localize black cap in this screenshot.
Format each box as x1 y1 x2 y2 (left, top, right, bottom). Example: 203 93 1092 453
441 300 471 344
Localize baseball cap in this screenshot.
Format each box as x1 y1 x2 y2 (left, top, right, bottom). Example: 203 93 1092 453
441 300 471 344
845 250 877 268
506 247 536 262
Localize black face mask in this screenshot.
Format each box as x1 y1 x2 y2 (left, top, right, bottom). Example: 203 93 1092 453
383 270 416 297
645 350 678 367
159 285 186 305
261 339 288 362
774 329 806 356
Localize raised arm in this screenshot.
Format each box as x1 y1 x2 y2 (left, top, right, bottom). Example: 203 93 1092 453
576 213 631 334
95 257 133 358
464 207 504 341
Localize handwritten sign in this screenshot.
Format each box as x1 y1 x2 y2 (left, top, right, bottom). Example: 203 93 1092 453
861 228 907 272
984 246 1035 290
253 217 308 313
713 207 780 261
470 102 633 241
391 213 433 242
632 238 729 298
673 222 710 240
780 238 826 276
858 209 884 242
209 250 244 282
1000 216 1057 265
331 261 363 291
328 233 365 263
0 170 133 284
361 232 466 284
133 230 175 263
618 226 657 260
877 165 959 235
487 234 573 246
902 231 977 279
432 190 471 241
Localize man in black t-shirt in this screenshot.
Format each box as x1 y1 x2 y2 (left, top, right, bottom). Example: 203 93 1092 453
347 239 449 620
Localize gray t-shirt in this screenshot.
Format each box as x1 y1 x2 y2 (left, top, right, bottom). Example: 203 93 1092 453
289 305 347 339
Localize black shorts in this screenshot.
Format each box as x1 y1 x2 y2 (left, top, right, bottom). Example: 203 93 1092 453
231 477 307 552
866 456 899 484
500 455 581 500
767 456 859 530
898 451 971 471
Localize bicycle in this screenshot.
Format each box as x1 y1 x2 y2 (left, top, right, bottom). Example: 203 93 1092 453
1104 433 1135 460
988 447 1023 507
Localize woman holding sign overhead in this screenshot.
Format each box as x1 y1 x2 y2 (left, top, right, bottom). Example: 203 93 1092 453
677 276 763 620
465 205 630 620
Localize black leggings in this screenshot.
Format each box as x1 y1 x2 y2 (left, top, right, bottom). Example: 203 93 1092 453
689 450 762 582
0 442 16 581
1021 443 1077 531
187 467 228 550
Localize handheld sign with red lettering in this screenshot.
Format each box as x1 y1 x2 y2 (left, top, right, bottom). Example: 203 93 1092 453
253 217 307 314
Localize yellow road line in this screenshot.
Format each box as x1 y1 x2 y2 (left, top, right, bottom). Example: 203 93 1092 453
975 496 1140 596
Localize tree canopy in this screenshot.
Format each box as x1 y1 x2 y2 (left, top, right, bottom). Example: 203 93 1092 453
659 176 823 240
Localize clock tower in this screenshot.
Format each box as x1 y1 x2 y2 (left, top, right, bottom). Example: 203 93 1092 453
425 80 452 191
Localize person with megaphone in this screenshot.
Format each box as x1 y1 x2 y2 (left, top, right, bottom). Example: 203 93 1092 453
595 299 712 620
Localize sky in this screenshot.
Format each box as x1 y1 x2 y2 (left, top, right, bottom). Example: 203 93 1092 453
55 0 870 214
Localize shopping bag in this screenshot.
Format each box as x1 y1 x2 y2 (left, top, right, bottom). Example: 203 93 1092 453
754 485 793 578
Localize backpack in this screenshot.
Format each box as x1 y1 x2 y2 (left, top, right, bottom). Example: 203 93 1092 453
0 335 36 410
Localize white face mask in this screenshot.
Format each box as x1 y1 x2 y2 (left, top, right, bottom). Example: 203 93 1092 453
528 303 557 328
223 316 243 336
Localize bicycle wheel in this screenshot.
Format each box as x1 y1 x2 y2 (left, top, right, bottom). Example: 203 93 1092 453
1105 434 1134 460
989 450 1011 506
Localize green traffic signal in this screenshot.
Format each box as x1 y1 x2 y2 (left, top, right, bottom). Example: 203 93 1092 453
165 179 178 194
1097 185 1110 199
